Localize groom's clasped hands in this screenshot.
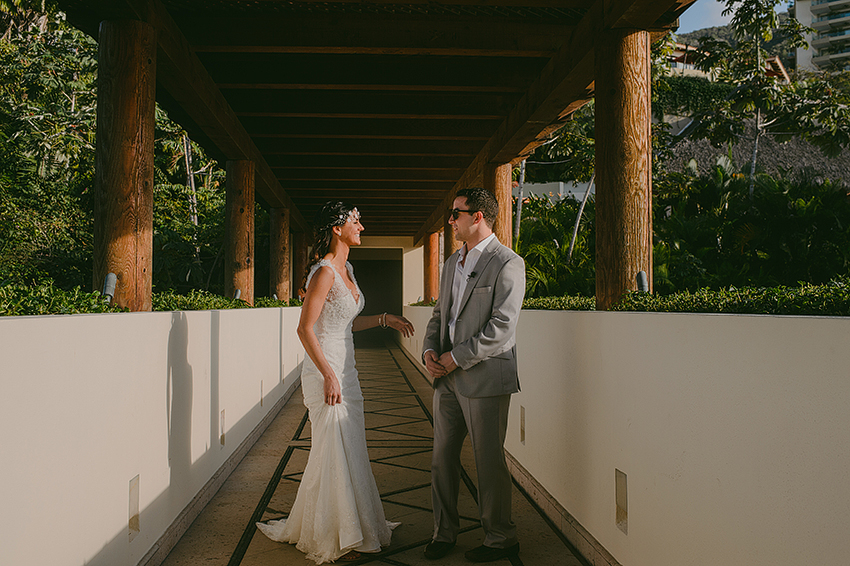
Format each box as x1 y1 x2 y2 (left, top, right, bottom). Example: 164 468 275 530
424 350 457 379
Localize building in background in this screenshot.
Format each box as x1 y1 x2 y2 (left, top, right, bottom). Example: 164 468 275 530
794 0 850 71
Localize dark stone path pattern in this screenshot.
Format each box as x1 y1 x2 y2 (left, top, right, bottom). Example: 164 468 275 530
166 340 586 566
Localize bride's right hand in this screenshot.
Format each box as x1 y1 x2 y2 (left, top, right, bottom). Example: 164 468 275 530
324 373 342 406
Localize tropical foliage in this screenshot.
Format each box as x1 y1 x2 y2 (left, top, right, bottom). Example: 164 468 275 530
653 158 850 294
0 12 232 296
514 193 596 298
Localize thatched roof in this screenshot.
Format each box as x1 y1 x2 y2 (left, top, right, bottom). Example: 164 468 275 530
665 127 850 187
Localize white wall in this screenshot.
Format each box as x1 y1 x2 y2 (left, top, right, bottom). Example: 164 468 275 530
0 308 304 566
400 306 850 566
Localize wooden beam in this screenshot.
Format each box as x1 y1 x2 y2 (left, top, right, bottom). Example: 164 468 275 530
252 138 482 157
275 170 461 182
240 116 497 140
606 0 698 29
183 17 575 58
198 53 545 93
223 90 518 120
225 160 255 304
112 0 309 231
281 180 453 191
93 20 156 312
264 155 472 169
594 28 652 310
413 0 685 245
196 0 589 6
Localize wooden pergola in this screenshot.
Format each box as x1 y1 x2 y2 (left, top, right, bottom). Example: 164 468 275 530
58 0 695 310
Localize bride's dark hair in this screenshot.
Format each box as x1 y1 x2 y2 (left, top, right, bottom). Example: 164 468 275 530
302 201 357 290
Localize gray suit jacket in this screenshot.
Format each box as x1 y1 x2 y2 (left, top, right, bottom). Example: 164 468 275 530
422 237 526 398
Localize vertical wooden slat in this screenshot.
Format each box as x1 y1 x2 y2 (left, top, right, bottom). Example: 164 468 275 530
292 231 309 298
270 207 291 302
484 163 513 248
93 20 156 312
424 231 440 302
225 160 255 304
594 28 652 310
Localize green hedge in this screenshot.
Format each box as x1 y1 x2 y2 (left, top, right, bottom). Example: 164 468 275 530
0 282 125 316
0 283 302 317
614 279 850 316
409 278 850 317
5 279 850 317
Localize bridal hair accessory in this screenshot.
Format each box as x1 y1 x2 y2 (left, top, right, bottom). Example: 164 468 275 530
329 207 359 228
313 201 360 232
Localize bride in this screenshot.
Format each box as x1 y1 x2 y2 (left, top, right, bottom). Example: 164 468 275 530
256 201 414 563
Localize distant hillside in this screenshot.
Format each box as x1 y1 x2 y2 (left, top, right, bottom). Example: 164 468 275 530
676 11 795 63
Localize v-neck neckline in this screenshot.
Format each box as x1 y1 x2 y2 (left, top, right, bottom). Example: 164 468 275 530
330 262 360 304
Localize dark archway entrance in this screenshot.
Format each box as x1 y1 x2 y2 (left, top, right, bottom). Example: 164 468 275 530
350 248 403 346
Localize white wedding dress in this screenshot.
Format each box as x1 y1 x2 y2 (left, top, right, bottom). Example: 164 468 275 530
256 260 399 564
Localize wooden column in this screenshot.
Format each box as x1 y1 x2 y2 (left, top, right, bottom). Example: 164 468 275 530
292 231 309 298
443 218 459 260
484 163 513 248
424 231 440 302
594 28 652 310
93 20 156 312
270 207 291 302
225 160 255 304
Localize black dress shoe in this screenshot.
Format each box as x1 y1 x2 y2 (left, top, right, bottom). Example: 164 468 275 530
424 540 456 560
464 542 520 563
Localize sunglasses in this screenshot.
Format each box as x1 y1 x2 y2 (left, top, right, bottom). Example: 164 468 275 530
449 208 476 220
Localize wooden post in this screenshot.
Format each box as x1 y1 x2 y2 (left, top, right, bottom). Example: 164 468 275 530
594 28 652 310
443 217 459 261
93 20 156 312
292 231 309 298
270 207 291 302
484 163 513 248
424 231 440 302
225 160 255 305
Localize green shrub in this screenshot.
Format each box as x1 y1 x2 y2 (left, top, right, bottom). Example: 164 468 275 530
151 289 251 311
614 278 850 316
0 282 125 316
522 295 596 311
255 296 303 308
151 290 301 311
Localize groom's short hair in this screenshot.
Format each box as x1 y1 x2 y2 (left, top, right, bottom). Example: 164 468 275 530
456 187 498 229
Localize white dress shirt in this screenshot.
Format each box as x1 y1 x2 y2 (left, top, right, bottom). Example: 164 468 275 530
448 232 497 346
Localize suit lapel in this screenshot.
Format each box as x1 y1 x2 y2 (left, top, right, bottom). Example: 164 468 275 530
441 252 459 347
455 237 500 316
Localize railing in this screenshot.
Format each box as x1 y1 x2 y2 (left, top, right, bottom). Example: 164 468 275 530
817 27 850 39
0 307 305 566
816 9 850 22
400 306 850 566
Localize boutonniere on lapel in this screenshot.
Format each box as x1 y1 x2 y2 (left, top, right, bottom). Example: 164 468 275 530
467 271 477 282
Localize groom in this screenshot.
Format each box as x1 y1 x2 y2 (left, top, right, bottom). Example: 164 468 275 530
422 187 525 562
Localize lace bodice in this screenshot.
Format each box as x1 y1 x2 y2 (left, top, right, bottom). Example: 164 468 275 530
306 259 364 340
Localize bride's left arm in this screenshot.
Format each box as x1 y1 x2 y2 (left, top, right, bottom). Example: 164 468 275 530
353 313 415 337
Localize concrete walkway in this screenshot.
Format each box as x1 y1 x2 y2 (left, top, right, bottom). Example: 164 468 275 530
162 339 585 566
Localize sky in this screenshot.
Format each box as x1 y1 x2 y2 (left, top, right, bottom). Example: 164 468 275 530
676 0 793 35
